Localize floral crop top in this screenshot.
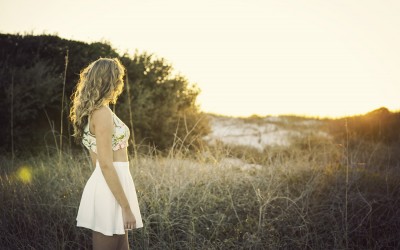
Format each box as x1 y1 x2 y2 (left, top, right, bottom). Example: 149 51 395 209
82 112 130 154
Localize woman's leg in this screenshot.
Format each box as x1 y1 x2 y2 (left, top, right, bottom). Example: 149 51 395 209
116 231 129 250
92 231 128 250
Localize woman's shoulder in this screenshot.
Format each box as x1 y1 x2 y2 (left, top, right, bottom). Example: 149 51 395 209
91 106 113 124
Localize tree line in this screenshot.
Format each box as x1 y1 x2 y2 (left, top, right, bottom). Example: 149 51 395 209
0 33 210 155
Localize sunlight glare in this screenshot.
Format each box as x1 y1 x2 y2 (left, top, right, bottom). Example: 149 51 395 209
1 0 399 117
16 166 32 184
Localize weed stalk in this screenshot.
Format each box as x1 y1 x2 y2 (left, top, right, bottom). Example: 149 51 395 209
59 49 69 167
10 71 14 167
125 75 139 164
345 118 349 249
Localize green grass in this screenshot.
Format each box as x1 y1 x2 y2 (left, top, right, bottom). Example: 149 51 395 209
1 140 399 249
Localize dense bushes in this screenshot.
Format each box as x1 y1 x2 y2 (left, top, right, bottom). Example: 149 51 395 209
0 33 209 154
327 107 400 145
325 107 400 167
117 52 209 152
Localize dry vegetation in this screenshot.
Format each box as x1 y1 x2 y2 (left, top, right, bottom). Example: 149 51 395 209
1 34 399 249
1 124 399 249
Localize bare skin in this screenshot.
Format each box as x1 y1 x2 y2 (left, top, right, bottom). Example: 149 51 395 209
88 105 136 250
92 231 128 250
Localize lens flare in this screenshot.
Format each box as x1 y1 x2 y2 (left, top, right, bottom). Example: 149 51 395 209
16 166 32 184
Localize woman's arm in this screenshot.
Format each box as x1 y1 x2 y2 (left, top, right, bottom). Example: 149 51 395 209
92 106 136 228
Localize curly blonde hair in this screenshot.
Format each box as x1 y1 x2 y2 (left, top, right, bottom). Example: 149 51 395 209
69 57 125 144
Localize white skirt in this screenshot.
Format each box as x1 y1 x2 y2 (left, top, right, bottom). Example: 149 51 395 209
76 161 143 236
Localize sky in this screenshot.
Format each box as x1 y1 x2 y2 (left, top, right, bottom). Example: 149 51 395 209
1 0 399 118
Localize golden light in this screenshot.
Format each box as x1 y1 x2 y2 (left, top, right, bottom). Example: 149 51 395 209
16 166 32 184
1 0 399 117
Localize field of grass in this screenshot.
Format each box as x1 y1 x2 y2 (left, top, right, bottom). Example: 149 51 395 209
1 121 399 249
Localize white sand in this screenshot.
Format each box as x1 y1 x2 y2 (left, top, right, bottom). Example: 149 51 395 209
203 115 329 151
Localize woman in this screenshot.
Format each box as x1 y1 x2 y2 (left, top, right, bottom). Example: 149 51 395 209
69 58 143 250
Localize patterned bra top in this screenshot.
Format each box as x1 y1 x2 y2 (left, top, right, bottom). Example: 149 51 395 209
82 112 130 154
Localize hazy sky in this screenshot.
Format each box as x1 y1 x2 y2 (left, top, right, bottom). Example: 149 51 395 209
1 0 399 117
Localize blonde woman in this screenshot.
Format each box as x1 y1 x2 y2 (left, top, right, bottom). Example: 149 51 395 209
70 58 143 250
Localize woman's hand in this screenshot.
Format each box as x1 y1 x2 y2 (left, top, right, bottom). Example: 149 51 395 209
122 206 137 230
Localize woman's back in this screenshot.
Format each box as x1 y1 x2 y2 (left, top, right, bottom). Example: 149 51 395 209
84 106 129 165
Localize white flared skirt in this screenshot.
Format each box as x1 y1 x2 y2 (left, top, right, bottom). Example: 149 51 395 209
76 161 143 236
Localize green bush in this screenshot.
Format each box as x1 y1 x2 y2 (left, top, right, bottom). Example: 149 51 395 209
328 107 400 145
0 33 209 153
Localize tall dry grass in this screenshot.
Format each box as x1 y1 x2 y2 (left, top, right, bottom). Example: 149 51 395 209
3 35 398 249
1 135 399 249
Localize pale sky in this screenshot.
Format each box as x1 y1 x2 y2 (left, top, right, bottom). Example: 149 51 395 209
1 0 399 118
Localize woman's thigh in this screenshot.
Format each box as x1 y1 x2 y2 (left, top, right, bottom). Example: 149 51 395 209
92 231 129 250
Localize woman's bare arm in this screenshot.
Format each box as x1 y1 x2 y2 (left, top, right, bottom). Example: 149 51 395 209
91 106 136 228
